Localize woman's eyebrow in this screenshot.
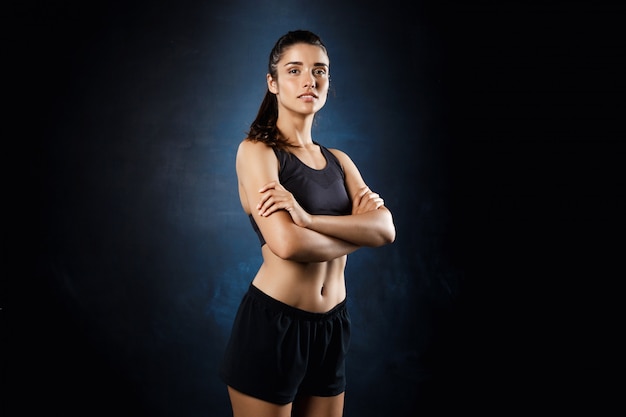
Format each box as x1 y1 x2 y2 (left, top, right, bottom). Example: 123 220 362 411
283 61 329 67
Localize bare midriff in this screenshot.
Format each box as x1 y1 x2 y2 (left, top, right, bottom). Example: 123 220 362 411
252 244 347 313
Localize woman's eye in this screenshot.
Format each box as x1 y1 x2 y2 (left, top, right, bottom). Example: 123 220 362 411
288 68 300 74
314 69 327 76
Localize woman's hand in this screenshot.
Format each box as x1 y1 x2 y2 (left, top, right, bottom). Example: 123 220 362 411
257 181 311 227
352 186 385 215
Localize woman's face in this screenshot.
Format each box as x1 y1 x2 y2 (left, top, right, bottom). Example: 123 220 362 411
267 43 330 116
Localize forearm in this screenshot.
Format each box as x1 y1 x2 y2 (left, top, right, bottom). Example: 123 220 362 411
307 207 396 247
270 225 359 262
267 220 359 262
285 228 359 262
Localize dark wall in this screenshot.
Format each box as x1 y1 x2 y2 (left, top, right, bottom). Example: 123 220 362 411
6 1 622 416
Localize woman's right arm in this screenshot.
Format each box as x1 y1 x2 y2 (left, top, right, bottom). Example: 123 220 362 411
236 140 359 262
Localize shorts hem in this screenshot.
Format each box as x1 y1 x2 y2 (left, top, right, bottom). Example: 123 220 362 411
223 379 295 405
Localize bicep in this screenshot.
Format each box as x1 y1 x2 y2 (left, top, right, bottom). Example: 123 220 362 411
236 140 277 212
236 141 295 246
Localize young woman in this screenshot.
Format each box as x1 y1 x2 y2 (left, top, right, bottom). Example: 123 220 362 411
219 30 396 417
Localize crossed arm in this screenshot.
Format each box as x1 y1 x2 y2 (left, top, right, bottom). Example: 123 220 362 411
236 140 396 262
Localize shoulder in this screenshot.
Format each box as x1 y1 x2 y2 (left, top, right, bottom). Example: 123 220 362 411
327 147 348 158
237 138 274 156
236 139 279 176
327 147 355 169
237 139 277 163
327 147 365 186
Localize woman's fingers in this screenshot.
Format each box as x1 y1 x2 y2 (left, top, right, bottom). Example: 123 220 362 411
258 181 278 193
352 186 384 214
257 182 294 216
352 186 370 206
257 181 278 208
255 181 310 227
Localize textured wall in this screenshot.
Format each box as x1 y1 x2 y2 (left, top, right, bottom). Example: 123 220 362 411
9 2 471 416
15 0 614 415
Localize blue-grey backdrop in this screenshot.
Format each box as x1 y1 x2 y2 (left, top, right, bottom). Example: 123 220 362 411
12 0 622 416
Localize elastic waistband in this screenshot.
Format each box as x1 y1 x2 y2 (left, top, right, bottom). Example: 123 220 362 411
247 283 347 321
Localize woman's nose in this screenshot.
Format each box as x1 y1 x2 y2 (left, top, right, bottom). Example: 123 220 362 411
304 74 316 88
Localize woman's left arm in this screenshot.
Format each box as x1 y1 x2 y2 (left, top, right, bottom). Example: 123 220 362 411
307 149 396 247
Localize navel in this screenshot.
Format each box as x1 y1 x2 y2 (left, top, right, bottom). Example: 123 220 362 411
320 285 325 296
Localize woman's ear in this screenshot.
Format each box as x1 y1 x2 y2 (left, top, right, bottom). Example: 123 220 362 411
267 74 278 94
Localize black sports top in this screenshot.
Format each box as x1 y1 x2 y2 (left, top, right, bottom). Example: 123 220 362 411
249 142 351 246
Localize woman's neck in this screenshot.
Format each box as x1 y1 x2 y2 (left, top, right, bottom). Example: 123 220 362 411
276 114 315 148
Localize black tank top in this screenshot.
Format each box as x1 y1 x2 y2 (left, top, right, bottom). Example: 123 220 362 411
249 142 351 246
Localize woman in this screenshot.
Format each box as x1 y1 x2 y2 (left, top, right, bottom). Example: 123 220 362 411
219 30 396 417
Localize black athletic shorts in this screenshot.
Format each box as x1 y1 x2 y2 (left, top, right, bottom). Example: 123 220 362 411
218 283 351 405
